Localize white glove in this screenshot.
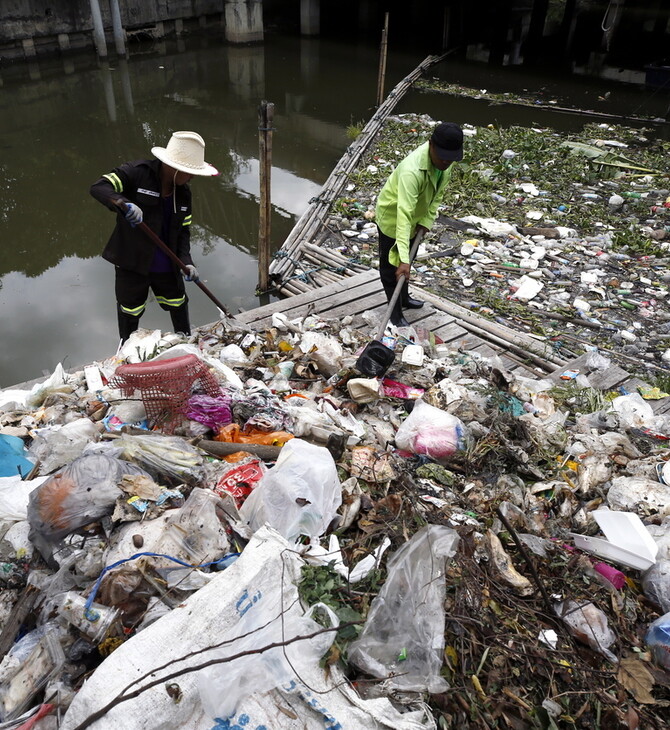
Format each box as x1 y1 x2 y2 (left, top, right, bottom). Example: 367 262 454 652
183 264 199 282
124 202 143 226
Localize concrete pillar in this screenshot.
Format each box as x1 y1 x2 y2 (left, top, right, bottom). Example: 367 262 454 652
225 0 264 44
22 38 37 57
155 22 166 38
89 0 108 58
109 0 127 57
175 19 184 35
300 0 320 36
57 33 70 52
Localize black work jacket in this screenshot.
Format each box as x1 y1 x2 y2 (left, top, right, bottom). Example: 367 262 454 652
90 159 194 275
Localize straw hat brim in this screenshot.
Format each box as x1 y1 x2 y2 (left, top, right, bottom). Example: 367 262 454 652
151 146 219 176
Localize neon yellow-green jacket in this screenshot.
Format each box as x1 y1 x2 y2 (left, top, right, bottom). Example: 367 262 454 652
375 141 454 265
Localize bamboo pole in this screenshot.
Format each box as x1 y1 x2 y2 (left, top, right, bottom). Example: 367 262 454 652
258 100 274 292
376 12 390 107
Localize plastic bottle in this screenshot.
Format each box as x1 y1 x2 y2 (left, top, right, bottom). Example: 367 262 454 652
52 592 118 643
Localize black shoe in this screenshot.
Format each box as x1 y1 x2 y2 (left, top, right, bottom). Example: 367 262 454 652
403 296 424 309
390 313 409 327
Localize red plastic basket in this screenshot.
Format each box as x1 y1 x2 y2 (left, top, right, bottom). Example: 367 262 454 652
110 354 221 433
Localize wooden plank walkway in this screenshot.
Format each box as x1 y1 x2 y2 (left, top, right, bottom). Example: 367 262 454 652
238 270 566 377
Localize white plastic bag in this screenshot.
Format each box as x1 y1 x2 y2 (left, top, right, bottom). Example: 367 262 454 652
395 399 468 462
239 439 342 541
348 525 460 693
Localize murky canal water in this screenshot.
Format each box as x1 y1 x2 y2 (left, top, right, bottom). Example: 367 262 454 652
1 32 668 387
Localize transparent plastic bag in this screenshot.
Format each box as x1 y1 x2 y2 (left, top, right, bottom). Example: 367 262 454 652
28 419 100 476
117 433 204 484
554 600 617 663
646 611 670 670
238 439 342 542
0 622 66 721
27 454 151 563
348 524 460 693
642 560 670 613
395 399 468 463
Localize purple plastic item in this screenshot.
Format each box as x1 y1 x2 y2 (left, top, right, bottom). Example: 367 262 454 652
185 394 233 431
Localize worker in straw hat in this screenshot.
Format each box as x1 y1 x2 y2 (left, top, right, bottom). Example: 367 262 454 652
90 131 218 342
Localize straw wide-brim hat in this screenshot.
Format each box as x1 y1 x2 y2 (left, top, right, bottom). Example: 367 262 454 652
152 131 218 176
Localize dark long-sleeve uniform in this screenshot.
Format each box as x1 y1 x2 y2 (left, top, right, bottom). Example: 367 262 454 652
90 159 193 340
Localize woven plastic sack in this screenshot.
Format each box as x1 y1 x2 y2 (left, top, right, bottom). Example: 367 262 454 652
348 524 460 693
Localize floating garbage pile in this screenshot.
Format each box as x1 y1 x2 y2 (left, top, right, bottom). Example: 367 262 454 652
321 113 670 377
1 314 670 729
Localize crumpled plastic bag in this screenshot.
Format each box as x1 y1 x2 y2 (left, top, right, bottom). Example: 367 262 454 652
28 418 100 475
27 453 151 565
395 399 468 463
25 363 71 408
185 393 233 431
610 393 655 428
0 434 35 478
607 476 670 514
646 610 670 670
642 560 670 613
117 433 204 484
348 524 460 693
555 600 617 663
238 438 342 542
104 487 230 571
299 331 343 377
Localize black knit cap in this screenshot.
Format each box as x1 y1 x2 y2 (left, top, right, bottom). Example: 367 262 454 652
430 122 463 162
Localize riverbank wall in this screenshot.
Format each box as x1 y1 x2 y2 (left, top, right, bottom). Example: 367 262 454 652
0 0 263 61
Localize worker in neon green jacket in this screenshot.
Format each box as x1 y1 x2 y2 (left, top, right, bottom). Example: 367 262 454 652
376 122 463 326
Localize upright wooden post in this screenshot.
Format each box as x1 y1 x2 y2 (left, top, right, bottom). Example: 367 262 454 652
376 12 389 107
258 100 274 292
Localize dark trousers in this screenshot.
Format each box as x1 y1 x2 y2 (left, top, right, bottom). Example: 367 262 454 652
115 267 190 342
377 226 417 321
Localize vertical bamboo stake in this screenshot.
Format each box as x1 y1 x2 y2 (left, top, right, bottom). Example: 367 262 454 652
258 100 274 292
376 12 389 107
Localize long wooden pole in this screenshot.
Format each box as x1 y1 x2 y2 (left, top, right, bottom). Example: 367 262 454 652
258 100 274 292
376 12 389 107
112 200 232 317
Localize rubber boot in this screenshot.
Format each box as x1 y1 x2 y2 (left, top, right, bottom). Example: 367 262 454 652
117 308 140 343
170 303 191 336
